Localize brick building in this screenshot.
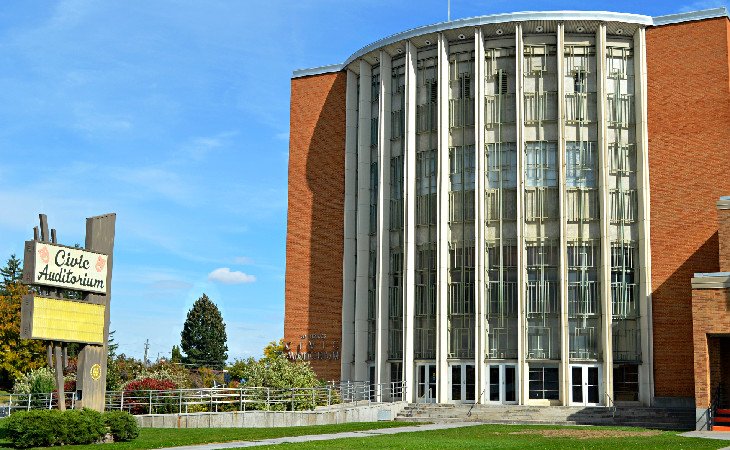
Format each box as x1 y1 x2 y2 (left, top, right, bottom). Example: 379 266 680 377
284 8 730 427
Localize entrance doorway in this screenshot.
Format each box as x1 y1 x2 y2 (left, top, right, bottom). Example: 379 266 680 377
570 364 601 406
449 363 475 403
417 364 437 403
487 363 517 404
613 364 639 402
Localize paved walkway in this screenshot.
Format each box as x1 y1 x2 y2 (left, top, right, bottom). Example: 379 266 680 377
165 422 483 449
682 430 730 440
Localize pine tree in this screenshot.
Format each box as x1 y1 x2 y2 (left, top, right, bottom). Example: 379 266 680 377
171 345 182 363
0 254 23 295
180 294 228 369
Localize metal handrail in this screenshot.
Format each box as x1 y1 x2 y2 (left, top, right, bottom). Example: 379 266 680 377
467 386 487 417
3 381 407 416
709 385 722 431
605 392 616 419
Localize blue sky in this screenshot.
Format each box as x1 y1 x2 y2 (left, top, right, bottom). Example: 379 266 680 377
0 0 726 362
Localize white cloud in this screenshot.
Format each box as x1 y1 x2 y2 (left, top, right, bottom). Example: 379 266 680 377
208 267 256 284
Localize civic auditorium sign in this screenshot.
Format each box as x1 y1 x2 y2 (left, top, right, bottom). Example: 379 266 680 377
22 241 108 294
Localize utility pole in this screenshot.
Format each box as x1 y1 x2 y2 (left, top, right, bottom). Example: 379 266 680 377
143 339 150 367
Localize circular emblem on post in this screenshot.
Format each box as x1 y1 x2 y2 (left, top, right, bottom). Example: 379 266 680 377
90 363 101 381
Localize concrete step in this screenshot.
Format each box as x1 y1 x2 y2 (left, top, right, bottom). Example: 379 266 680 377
395 403 695 431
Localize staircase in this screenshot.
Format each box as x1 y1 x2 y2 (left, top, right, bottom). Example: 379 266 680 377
396 404 695 431
712 408 730 431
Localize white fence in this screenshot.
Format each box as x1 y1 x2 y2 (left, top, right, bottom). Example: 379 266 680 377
1 381 406 416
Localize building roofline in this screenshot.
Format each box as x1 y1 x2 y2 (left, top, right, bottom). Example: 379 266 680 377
340 10 651 68
653 7 729 26
291 8 730 78
292 64 344 79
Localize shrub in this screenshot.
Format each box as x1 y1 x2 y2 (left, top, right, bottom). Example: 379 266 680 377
58 409 106 445
12 367 56 394
5 408 106 448
5 410 62 448
227 355 325 411
123 378 177 414
104 411 139 441
135 362 191 388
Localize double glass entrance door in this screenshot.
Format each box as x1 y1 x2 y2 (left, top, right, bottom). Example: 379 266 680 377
450 364 475 403
488 363 517 404
417 364 437 403
570 365 600 405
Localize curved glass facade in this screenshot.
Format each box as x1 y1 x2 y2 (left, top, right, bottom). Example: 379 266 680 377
343 17 652 406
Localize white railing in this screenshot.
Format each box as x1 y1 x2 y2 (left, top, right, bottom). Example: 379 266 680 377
2 392 77 416
2 381 407 416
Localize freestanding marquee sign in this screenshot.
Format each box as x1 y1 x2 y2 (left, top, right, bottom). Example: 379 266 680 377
20 213 115 412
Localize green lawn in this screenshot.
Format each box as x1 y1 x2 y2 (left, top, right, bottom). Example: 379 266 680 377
266 424 726 449
1 420 724 449
0 420 412 450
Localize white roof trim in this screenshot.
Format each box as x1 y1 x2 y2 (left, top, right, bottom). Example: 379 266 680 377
292 64 344 79
342 11 651 67
291 8 729 78
653 7 729 26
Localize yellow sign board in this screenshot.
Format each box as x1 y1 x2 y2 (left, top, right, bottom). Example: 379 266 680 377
21 296 105 344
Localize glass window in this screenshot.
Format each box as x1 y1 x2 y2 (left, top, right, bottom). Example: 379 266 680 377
528 366 559 400
525 142 557 187
486 143 517 189
566 142 597 188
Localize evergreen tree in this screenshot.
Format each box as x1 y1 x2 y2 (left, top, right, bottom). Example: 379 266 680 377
171 345 182 363
0 254 23 295
180 294 228 369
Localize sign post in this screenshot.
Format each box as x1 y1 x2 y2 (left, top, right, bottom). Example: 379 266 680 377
20 213 115 412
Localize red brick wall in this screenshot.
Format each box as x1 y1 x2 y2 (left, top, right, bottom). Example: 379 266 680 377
647 17 730 400
719 207 730 272
285 71 347 381
692 287 730 407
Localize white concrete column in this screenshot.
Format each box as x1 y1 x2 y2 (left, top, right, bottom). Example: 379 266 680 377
354 60 373 382
633 26 653 406
515 24 527 405
403 40 418 403
597 23 614 406
556 23 570 406
437 32 450 403
376 51 393 394
342 69 359 381
474 26 487 403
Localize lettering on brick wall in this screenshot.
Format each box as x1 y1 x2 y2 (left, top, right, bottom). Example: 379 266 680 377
286 333 340 361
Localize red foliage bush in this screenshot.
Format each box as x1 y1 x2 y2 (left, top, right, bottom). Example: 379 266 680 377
122 378 178 414
124 378 176 392
64 380 76 392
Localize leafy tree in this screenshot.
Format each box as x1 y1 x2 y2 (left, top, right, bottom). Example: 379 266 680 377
0 282 47 389
180 294 228 369
171 345 182 363
227 355 321 389
263 338 286 359
106 354 145 391
0 254 23 295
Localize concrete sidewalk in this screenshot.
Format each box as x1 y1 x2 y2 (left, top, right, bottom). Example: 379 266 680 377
681 430 730 450
165 422 483 449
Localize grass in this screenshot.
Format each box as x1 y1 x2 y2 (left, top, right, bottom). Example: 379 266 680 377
0 419 724 449
264 423 727 449
0 420 412 450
